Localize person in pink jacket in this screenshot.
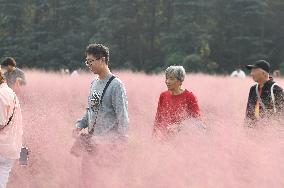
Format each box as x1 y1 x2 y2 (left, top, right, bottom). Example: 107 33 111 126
0 71 22 188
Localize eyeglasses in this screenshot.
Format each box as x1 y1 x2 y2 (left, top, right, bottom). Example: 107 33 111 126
85 58 100 67
85 60 92 67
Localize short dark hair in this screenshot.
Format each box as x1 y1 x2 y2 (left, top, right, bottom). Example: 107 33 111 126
85 44 110 64
2 57 16 67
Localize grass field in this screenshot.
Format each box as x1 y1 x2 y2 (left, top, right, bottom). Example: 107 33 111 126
7 70 284 188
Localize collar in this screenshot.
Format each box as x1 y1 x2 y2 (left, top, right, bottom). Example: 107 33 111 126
99 73 113 82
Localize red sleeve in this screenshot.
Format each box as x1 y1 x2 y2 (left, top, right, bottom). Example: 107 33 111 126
187 92 200 118
154 94 163 129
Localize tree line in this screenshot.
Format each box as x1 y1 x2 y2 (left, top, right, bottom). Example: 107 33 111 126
0 0 283 74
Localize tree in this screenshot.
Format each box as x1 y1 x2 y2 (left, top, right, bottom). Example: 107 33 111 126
211 0 270 72
0 0 283 74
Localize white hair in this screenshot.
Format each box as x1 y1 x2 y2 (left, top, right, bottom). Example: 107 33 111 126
165 66 186 82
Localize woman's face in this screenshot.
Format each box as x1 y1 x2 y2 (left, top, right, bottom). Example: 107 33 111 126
165 74 182 91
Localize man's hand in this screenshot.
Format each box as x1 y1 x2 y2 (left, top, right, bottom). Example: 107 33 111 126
16 77 23 85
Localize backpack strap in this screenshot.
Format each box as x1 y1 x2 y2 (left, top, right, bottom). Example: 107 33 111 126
100 75 116 104
271 83 278 113
255 84 266 111
89 75 116 134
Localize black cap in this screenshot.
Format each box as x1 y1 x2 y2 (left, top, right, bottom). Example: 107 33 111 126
246 60 270 73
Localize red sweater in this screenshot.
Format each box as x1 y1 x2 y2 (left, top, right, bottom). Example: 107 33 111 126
154 89 200 133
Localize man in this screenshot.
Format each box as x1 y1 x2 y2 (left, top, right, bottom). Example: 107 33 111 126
73 44 129 187
245 60 284 126
1 57 26 92
74 43 129 142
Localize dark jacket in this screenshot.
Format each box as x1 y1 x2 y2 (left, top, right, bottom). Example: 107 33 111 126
246 79 284 122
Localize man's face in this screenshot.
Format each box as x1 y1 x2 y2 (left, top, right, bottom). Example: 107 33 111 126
85 54 104 74
165 74 182 91
6 65 14 72
250 68 266 82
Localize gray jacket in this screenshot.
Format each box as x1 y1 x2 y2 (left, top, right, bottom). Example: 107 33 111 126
76 74 129 142
4 68 26 89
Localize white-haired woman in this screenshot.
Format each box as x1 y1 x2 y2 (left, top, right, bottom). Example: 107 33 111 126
0 71 22 188
154 66 201 137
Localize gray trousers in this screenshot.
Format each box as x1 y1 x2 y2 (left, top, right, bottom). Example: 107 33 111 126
0 155 13 188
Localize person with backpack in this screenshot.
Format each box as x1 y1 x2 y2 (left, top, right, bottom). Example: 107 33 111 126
245 60 284 126
72 44 129 187
0 71 23 188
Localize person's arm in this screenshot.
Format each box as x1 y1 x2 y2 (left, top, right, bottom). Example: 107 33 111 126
153 94 164 133
245 87 256 126
186 93 208 129
187 92 200 118
17 71 26 86
0 97 14 129
73 80 96 136
230 71 236 77
273 85 284 113
0 110 8 129
72 109 89 137
0 123 6 129
111 82 129 136
75 110 89 129
246 87 254 119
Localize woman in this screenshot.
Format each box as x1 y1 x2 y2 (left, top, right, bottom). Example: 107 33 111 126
154 66 201 137
0 71 22 188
